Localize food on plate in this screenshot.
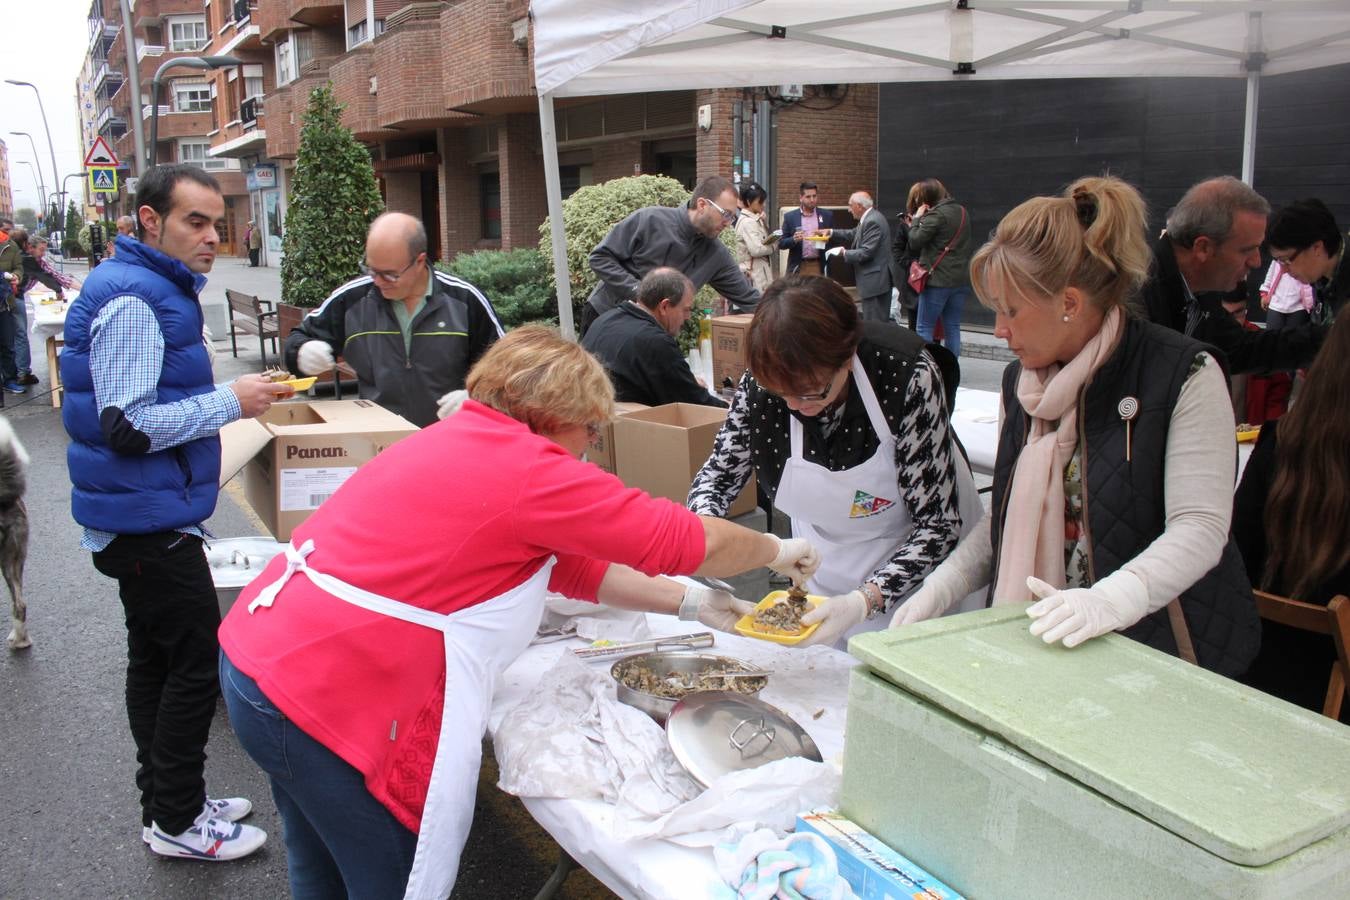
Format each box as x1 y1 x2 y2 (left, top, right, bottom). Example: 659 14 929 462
752 587 812 635
612 656 766 699
1236 423 1261 443
259 369 317 392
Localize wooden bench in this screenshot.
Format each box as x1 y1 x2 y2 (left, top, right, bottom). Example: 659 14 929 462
226 288 280 367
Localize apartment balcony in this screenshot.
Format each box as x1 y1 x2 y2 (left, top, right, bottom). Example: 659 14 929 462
439 0 535 114
330 45 398 143
209 123 268 160
92 60 124 93
144 107 214 141
88 20 118 56
137 43 165 64
286 0 344 30
97 106 127 139
375 7 468 131
240 96 263 128
253 0 292 43
262 84 296 159
219 21 263 55
133 0 203 29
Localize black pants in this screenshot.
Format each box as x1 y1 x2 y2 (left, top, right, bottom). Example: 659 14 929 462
248 248 260 267
92 532 220 834
579 301 601 338
0 303 17 382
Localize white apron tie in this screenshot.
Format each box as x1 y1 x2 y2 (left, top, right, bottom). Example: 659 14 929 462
248 540 555 899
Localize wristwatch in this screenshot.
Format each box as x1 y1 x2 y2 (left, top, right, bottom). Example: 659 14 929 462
859 582 884 617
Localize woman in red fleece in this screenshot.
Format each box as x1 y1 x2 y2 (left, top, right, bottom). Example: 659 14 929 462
218 325 820 900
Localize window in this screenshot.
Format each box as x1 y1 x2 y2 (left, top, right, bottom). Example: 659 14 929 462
244 75 264 100
479 172 501 240
173 81 211 113
179 139 228 171
559 164 593 200
275 39 295 87
347 19 367 48
168 17 208 52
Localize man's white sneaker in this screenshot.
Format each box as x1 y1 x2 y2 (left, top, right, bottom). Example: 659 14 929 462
142 796 254 843
148 814 267 861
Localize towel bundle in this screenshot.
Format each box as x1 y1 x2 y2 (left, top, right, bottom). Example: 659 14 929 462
714 827 855 900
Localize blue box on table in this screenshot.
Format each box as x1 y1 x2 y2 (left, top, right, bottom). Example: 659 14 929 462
796 810 964 900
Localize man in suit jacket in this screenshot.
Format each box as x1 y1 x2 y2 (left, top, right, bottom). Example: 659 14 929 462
779 182 834 276
825 192 896 322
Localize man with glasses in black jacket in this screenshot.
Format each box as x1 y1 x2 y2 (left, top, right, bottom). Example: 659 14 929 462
284 212 503 426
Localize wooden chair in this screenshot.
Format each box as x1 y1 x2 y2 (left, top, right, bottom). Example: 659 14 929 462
1253 590 1350 720
225 288 280 367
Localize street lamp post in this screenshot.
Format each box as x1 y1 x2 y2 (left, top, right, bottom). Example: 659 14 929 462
149 56 242 168
16 161 46 220
9 132 46 203
6 81 64 237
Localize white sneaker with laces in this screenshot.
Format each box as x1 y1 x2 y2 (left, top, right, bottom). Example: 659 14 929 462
142 796 254 844
149 812 267 861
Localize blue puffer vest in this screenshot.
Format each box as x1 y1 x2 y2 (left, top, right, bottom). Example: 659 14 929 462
62 236 221 533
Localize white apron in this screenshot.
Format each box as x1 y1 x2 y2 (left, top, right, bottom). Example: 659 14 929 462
247 539 555 900
774 355 984 646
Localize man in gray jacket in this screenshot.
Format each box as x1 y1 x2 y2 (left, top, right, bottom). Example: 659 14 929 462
825 191 896 322
582 175 759 336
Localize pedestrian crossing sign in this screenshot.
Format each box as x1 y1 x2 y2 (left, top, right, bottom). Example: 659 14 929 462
89 166 118 194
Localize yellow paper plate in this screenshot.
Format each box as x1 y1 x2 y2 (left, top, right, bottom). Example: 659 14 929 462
734 590 825 646
1236 426 1260 443
275 376 317 392
805 235 830 242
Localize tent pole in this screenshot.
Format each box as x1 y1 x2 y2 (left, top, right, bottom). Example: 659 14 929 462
1241 70 1258 185
1241 11 1261 186
538 91 576 340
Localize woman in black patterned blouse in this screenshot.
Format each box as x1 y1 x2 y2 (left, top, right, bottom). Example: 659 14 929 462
688 275 981 648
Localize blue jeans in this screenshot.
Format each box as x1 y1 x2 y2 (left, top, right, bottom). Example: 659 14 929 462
220 652 417 900
12 297 30 374
916 284 970 359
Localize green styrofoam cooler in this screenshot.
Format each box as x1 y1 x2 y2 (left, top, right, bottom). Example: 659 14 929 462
842 606 1350 899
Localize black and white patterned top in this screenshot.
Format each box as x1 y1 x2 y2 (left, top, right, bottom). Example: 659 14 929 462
688 326 962 611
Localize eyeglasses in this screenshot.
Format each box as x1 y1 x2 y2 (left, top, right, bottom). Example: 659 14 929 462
360 256 422 282
1270 248 1302 267
783 369 842 403
703 197 738 225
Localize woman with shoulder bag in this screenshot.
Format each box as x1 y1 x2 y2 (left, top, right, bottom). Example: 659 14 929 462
906 178 972 358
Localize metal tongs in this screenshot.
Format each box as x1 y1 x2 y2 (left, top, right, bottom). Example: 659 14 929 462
572 631 715 660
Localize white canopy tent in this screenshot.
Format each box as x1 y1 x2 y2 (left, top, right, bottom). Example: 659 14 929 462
530 0 1350 336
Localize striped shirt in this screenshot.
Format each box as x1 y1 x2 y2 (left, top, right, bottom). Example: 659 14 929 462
80 296 240 552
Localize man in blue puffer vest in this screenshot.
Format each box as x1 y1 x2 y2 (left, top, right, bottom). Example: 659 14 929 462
61 164 290 862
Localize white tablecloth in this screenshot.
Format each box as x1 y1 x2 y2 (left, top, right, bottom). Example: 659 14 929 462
488 610 854 900
28 290 70 341
952 386 1254 482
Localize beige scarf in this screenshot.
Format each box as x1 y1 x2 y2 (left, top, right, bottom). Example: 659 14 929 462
993 305 1124 603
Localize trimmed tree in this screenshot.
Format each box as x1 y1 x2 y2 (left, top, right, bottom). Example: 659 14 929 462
280 84 383 308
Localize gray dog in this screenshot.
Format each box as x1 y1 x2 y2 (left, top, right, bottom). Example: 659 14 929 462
0 416 29 649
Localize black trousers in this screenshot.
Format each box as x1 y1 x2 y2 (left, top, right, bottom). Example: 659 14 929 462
0 303 17 382
248 248 260 267
92 532 220 834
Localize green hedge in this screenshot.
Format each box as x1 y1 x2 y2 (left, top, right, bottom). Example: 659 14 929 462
438 248 556 330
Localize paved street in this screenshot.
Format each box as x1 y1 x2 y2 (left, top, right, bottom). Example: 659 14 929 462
0 256 1009 899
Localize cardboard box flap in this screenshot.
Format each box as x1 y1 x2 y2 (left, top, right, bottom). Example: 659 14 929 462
849 607 1350 867
218 417 273 486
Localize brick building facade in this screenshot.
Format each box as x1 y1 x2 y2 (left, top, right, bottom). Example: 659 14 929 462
83 0 879 270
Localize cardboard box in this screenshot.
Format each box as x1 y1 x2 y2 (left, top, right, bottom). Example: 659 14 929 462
585 402 650 475
613 403 756 518
797 811 964 900
710 314 754 393
219 399 419 541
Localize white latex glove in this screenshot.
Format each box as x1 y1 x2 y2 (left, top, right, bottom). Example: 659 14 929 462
889 515 991 629
1025 570 1149 648
679 584 756 633
890 286 900 304
436 389 469 420
766 533 821 585
797 590 869 648
296 340 336 376
825 246 845 259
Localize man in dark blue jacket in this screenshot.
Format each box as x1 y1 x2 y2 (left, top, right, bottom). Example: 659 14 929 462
778 182 835 276
62 164 284 862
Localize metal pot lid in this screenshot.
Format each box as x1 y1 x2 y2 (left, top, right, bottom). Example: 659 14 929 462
206 537 286 588
665 691 822 788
